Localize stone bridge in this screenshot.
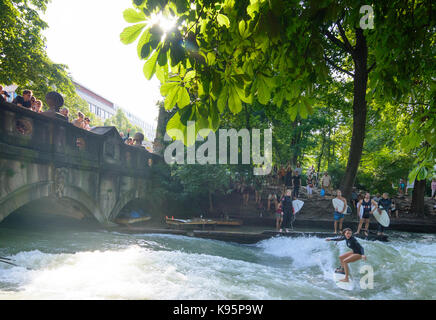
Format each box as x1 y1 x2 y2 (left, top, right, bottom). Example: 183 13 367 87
0 101 162 226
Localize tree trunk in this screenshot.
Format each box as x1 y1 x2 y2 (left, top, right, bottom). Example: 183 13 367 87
291 121 300 166
317 132 326 174
327 127 332 169
153 102 170 155
411 179 426 217
340 28 368 200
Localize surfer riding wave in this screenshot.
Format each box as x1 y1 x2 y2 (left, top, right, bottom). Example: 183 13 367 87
326 228 367 283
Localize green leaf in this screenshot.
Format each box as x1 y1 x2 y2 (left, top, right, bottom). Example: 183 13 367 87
228 87 242 114
217 86 228 112
166 112 185 141
156 63 169 83
184 70 196 82
133 0 145 6
197 114 212 138
120 23 146 44
160 81 178 96
234 83 252 103
207 52 216 65
257 77 271 104
143 49 159 80
123 8 146 23
408 166 420 184
288 106 298 121
217 14 230 28
140 43 151 60
247 0 260 18
298 102 308 119
178 87 190 108
210 103 220 131
417 167 428 181
239 20 246 37
164 85 181 110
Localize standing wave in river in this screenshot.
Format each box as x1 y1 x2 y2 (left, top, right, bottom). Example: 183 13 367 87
0 229 435 300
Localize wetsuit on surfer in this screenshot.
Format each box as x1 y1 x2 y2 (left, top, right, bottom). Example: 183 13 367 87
326 228 367 283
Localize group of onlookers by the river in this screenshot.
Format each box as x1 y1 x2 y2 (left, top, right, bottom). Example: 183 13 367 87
119 129 146 149
1 88 146 150
234 162 423 236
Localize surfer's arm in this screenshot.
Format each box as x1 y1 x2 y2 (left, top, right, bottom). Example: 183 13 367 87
326 236 345 242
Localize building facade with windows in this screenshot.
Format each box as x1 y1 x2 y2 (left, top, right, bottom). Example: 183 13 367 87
73 81 156 141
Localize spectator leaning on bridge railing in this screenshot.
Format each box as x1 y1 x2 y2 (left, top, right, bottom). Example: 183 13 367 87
34 100 43 113
133 132 145 149
0 85 11 103
72 111 85 128
12 89 33 108
83 117 91 131
60 107 69 121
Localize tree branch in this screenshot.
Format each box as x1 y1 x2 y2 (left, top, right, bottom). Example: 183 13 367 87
323 55 354 77
368 62 376 73
324 29 350 54
336 20 354 53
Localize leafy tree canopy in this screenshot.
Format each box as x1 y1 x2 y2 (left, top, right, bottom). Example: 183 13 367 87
0 0 75 98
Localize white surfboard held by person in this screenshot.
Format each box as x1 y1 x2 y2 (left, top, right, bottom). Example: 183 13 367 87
332 190 347 235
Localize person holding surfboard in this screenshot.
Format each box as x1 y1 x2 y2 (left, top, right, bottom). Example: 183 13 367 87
355 193 379 236
326 228 367 283
377 193 391 234
332 190 347 235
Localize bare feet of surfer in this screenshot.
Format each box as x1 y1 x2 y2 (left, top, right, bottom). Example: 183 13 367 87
339 278 350 283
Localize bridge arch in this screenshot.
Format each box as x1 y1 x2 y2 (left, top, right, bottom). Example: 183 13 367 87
109 190 142 221
0 181 105 224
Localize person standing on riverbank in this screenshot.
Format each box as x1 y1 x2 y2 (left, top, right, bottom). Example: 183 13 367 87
377 193 392 236
351 188 359 211
294 162 302 176
280 190 294 233
306 174 314 199
431 178 436 200
355 193 379 236
326 228 367 283
292 171 301 198
321 172 332 196
333 190 347 235
275 200 283 231
254 176 264 206
398 179 406 196
391 199 398 218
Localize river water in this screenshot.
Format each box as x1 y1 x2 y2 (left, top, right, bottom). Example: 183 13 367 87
0 225 435 300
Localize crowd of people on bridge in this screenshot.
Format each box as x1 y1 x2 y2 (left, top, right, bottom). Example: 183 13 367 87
1 88 146 150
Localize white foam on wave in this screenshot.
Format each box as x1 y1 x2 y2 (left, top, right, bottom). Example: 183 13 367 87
257 236 335 268
0 245 289 300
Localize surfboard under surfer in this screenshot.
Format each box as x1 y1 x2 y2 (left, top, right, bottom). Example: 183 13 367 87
326 228 367 283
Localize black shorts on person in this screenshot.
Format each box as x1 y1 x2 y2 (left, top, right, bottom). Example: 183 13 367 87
362 212 371 219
